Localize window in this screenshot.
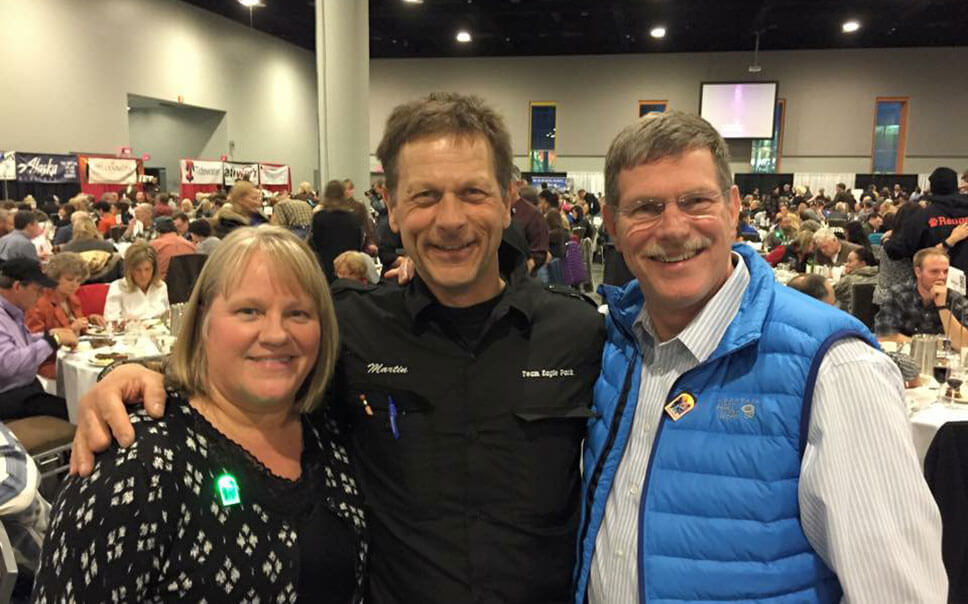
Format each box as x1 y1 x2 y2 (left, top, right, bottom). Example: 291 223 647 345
872 97 908 173
638 100 668 117
529 102 557 172
750 99 785 173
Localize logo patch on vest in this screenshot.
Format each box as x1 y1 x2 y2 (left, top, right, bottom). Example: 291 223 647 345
718 398 757 421
664 391 696 421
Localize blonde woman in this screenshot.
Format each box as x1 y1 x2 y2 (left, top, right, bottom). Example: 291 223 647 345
103 243 169 322
34 227 367 602
62 216 116 254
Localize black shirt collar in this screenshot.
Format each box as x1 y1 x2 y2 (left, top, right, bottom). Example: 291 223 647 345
403 272 534 331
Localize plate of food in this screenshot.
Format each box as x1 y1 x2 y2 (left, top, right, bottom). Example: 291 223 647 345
87 352 128 367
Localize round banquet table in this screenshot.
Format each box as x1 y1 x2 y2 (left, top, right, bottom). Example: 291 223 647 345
56 333 168 423
909 399 968 466
905 384 968 466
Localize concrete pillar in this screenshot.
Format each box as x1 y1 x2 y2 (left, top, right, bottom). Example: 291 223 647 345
315 0 369 200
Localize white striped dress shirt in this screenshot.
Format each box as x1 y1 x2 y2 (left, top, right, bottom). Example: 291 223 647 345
589 254 947 603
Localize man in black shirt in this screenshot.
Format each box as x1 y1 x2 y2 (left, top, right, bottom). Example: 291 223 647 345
70 92 604 603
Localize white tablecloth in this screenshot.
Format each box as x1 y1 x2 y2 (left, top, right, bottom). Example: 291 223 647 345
908 395 968 465
56 334 165 423
57 350 103 423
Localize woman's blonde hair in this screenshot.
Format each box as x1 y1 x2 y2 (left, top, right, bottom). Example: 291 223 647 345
167 226 339 414
71 216 102 242
122 242 161 292
45 251 90 283
333 251 369 281
227 180 257 206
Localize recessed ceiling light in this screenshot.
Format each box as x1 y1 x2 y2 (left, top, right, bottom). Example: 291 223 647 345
456 30 472 43
238 0 262 6
650 26 666 39
403 0 423 4
842 20 860 33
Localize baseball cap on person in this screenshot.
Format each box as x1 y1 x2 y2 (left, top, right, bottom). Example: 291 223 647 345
0 258 57 288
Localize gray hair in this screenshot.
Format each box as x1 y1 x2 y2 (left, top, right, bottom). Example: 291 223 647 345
604 110 732 208
812 227 839 244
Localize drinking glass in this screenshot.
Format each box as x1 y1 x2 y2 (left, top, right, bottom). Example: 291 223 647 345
933 355 952 404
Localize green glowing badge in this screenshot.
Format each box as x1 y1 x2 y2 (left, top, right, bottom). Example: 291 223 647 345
216 473 241 506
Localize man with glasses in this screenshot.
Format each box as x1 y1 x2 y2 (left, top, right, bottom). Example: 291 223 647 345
575 110 946 602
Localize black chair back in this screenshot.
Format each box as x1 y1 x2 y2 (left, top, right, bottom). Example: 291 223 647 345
850 282 877 330
165 254 208 304
923 421 968 602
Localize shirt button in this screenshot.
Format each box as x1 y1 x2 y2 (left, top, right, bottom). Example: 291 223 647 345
616 549 625 558
628 484 639 496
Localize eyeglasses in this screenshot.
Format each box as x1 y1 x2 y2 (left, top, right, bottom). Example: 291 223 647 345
616 189 729 226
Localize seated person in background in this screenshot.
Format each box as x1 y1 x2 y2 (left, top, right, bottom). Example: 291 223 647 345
787 273 836 305
122 203 156 242
187 218 220 255
813 227 861 267
94 201 117 235
103 243 169 323
826 201 850 222
0 259 77 420
0 422 51 599
833 246 880 313
33 226 367 602
172 211 191 239
179 199 195 219
765 228 815 272
0 211 42 262
875 247 968 347
332 250 370 285
150 216 196 280
737 210 760 241
61 215 117 254
764 213 796 250
25 253 105 378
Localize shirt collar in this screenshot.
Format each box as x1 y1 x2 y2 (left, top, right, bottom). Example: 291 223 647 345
403 274 534 330
0 294 24 323
633 252 750 363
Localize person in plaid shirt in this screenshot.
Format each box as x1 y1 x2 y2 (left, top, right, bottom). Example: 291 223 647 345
875 247 968 346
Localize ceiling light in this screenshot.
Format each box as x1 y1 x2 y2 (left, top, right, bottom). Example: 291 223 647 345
238 0 262 7
650 26 666 39
403 0 423 3
842 20 860 33
456 30 472 43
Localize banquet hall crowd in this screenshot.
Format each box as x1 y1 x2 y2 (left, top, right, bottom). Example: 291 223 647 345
0 91 965 602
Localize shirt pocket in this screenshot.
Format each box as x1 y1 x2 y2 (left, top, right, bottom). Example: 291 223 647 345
348 386 438 517
512 401 593 530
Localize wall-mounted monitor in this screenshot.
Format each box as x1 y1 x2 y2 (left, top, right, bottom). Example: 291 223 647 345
699 81 778 139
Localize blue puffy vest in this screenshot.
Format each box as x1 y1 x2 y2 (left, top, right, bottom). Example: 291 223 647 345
574 244 878 603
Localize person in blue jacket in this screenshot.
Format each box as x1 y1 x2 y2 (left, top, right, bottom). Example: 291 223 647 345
575 110 947 603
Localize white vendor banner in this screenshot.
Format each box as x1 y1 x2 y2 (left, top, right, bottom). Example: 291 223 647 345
223 162 259 185
180 159 223 185
258 163 290 186
87 157 139 184
0 152 14 180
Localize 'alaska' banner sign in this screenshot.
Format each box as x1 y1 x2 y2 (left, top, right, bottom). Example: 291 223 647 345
180 159 223 185
86 157 139 185
0 152 14 181
15 153 79 183
223 162 259 185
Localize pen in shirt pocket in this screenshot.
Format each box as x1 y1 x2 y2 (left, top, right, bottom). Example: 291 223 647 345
388 395 400 440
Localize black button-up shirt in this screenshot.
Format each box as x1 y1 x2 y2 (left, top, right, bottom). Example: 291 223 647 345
325 271 604 604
